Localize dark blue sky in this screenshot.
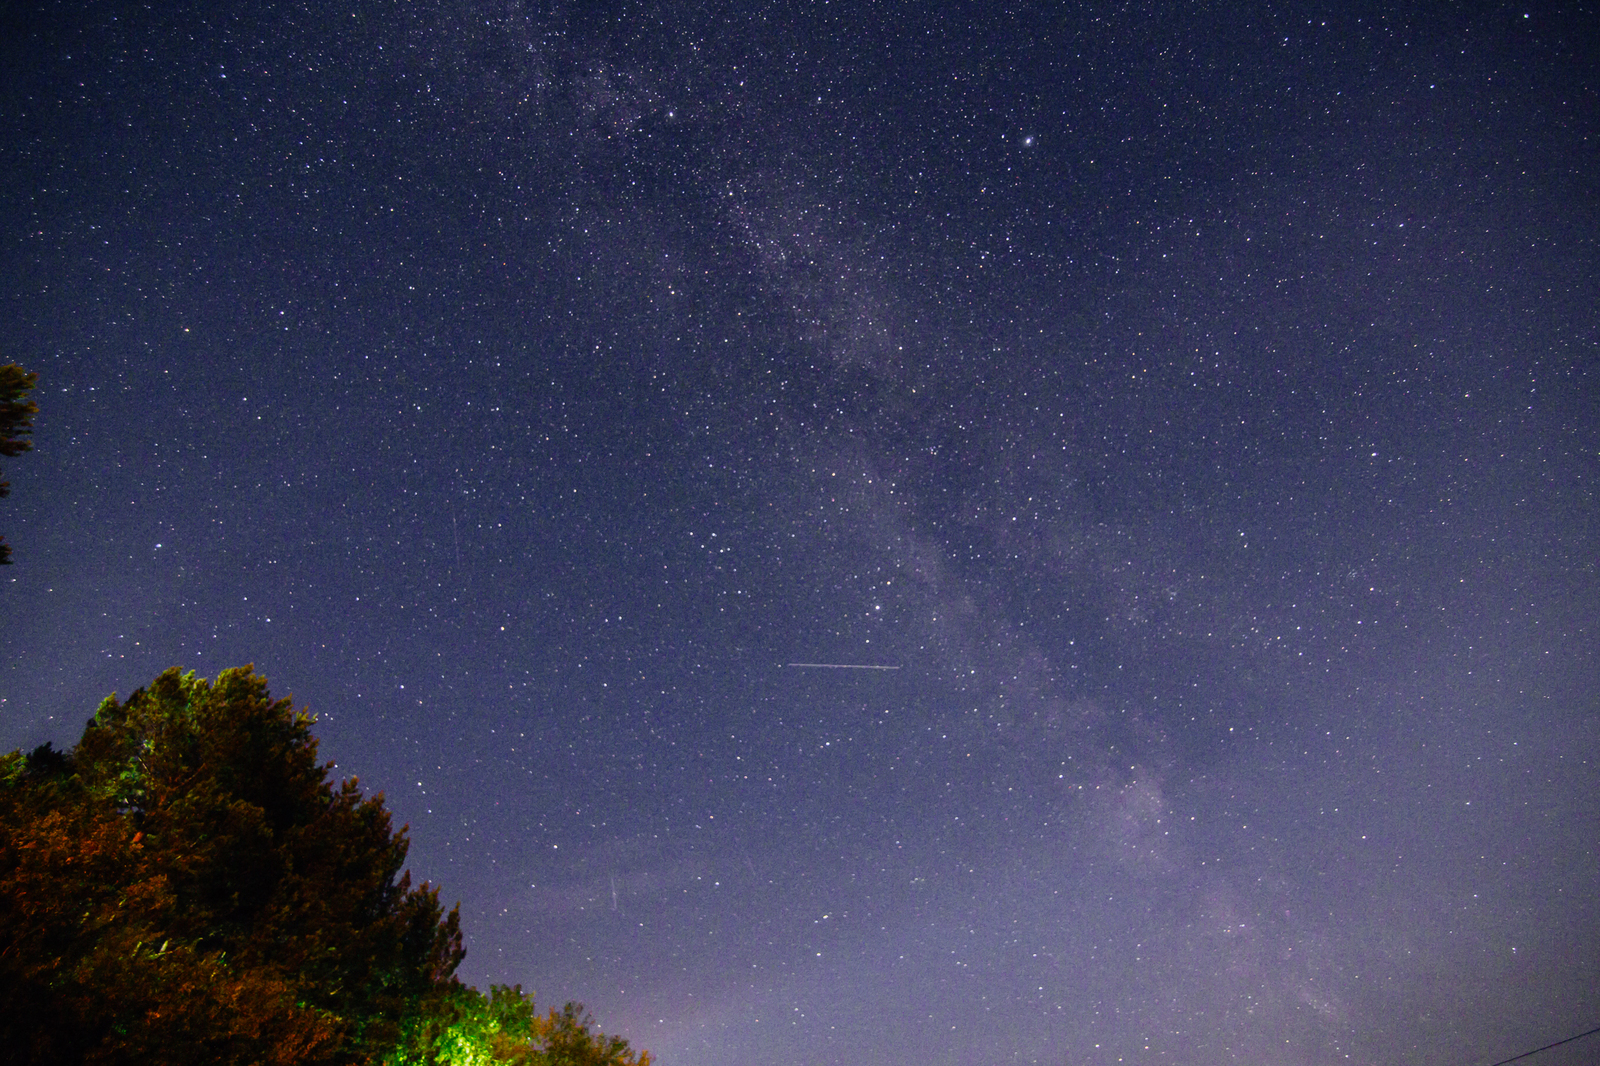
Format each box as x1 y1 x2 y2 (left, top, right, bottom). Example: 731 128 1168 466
2 2 1597 1064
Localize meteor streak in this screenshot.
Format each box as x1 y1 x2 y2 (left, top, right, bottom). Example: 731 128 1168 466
785 663 901 670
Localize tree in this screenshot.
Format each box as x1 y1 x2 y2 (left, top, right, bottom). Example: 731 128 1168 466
0 362 38 564
387 983 651 1066
0 666 464 1065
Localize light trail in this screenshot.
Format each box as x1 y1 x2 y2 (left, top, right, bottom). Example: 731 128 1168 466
784 663 901 670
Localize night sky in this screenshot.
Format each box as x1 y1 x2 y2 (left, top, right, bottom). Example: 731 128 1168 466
2 2 1598 1064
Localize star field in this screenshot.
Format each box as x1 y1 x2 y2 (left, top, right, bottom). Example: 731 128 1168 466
1 2 1597 1064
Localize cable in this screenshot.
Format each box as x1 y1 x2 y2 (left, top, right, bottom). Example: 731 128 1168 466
1482 1024 1600 1066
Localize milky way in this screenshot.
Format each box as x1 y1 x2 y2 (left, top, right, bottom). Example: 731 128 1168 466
2 3 1596 1064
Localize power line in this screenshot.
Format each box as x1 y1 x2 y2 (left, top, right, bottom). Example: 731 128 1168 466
1482 1024 1600 1066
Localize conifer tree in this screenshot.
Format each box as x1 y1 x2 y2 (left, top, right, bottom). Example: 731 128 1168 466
0 362 38 564
0 666 464 1065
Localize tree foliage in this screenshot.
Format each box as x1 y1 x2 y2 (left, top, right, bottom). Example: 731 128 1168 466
0 666 465 1065
0 362 38 564
388 983 651 1066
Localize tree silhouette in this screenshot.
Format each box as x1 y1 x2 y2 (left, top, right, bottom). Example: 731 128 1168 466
0 664 648 1065
0 362 38 564
0 666 464 1065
